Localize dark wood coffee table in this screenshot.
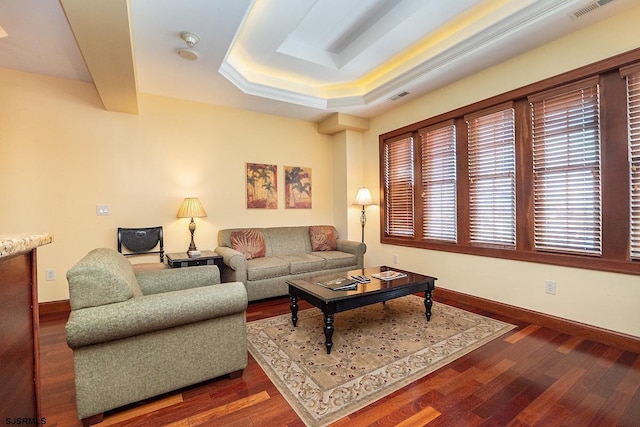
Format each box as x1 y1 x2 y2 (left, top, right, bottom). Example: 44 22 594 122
287 266 437 354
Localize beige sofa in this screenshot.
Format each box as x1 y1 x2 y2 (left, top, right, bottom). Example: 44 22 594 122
215 225 366 301
65 248 248 425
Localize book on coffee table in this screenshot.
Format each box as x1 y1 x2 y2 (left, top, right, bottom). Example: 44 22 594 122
316 277 358 291
371 270 407 281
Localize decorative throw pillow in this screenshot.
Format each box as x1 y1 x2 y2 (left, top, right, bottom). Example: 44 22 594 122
309 225 337 251
231 230 266 260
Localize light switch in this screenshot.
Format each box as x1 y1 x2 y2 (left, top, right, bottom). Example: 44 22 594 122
96 205 110 216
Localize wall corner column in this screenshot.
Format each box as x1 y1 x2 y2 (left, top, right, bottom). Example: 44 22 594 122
317 113 370 243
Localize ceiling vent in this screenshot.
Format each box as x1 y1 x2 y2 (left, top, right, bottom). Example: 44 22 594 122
389 91 410 101
568 0 614 20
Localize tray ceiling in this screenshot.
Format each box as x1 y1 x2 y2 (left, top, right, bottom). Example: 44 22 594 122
0 0 635 121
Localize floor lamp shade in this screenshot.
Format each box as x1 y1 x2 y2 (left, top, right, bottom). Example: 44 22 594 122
354 187 373 206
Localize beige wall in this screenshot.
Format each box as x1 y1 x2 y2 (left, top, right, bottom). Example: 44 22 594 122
2 5 640 338
362 6 640 338
0 68 346 302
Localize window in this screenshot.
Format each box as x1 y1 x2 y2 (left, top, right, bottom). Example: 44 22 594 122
380 49 640 275
383 135 414 238
466 105 516 248
419 122 457 242
529 78 602 256
623 65 640 260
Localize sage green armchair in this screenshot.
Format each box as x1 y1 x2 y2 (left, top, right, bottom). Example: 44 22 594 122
65 248 248 426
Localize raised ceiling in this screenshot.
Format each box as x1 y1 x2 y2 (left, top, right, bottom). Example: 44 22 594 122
0 0 635 121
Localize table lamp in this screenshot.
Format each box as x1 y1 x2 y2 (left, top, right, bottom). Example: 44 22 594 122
176 197 207 257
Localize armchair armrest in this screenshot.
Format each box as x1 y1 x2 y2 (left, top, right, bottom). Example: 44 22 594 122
135 265 220 295
214 246 248 284
66 281 247 348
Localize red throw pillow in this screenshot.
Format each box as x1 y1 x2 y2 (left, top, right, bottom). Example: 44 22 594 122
309 226 337 251
231 230 266 260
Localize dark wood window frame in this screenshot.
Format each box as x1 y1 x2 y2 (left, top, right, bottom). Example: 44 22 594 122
379 47 640 276
622 63 640 261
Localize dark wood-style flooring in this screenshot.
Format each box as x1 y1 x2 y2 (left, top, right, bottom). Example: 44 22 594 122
39 295 640 426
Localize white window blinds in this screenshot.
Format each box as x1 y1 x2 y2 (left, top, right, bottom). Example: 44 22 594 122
529 77 602 255
419 122 457 242
384 135 415 237
466 105 516 248
623 65 640 260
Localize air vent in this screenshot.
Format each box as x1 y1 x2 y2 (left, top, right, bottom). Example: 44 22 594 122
568 0 614 20
389 91 410 101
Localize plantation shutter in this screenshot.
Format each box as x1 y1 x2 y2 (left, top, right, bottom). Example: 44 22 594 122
384 135 415 237
466 104 516 248
529 77 602 255
622 64 640 260
418 121 457 242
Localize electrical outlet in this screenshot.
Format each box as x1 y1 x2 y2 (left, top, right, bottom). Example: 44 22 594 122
545 280 556 295
393 254 399 264
46 269 56 281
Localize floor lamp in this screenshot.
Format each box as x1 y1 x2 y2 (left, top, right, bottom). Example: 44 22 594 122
353 187 373 243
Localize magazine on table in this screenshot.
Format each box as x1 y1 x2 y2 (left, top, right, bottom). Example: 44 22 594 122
371 270 407 281
316 277 358 291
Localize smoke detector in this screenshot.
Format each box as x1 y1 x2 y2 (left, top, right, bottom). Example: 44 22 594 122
180 31 200 47
177 31 200 60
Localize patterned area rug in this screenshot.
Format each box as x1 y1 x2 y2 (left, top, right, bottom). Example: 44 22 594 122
246 295 515 426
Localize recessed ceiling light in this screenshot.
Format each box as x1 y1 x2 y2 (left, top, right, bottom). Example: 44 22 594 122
0 25 8 39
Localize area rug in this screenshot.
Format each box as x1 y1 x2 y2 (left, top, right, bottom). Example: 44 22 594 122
246 295 515 426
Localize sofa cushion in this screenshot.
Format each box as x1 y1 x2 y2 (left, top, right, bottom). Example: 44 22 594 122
246 256 290 281
67 248 143 310
265 226 311 256
309 225 337 251
231 229 266 260
312 250 356 268
277 254 327 274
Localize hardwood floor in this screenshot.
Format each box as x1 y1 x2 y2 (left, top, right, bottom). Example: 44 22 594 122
39 295 640 426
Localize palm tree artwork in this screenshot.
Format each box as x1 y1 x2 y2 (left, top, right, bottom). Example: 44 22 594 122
246 163 278 209
285 166 312 209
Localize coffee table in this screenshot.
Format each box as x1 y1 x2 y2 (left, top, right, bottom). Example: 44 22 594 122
287 266 437 354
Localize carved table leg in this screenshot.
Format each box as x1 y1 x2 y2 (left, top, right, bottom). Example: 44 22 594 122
424 289 433 321
290 295 298 327
324 313 334 354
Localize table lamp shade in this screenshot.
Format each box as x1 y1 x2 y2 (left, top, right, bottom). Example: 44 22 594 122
176 197 207 218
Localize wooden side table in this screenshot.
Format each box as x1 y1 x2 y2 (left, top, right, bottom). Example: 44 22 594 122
166 250 223 269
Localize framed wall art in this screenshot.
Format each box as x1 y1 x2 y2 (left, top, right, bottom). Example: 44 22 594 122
284 166 312 209
246 163 278 209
